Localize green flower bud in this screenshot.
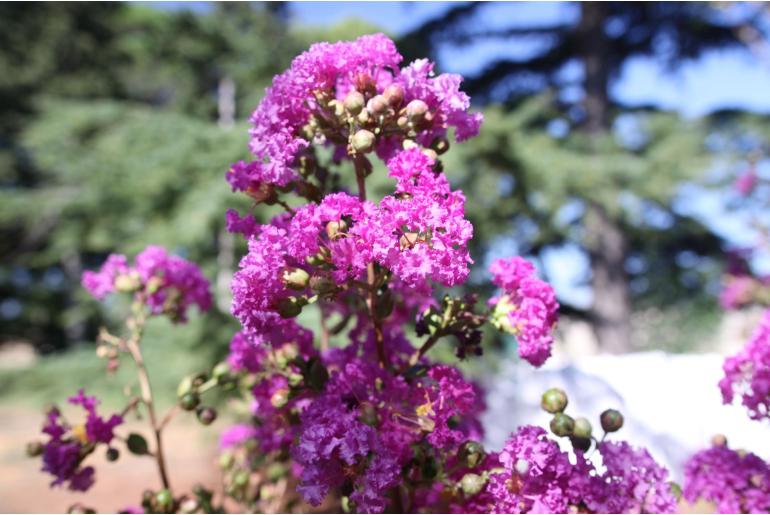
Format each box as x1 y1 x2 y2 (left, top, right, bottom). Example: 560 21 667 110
396 116 409 129
26 441 44 457
573 417 592 439
233 470 249 487
266 462 290 481
459 473 486 496
343 91 365 115
179 392 200 411
600 409 624 433
212 362 230 381
155 489 173 511
196 406 217 426
105 447 120 462
219 452 234 470
270 388 290 409
422 148 438 162
366 95 388 115
276 296 303 318
711 434 728 447
325 220 348 240
430 137 450 155
550 413 575 437
351 129 376 153
458 441 486 468
179 498 199 514
541 388 568 414
282 267 310 291
383 84 405 107
406 99 429 121
115 272 141 293
328 99 345 119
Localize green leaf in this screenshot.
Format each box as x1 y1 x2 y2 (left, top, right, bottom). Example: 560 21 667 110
126 432 149 455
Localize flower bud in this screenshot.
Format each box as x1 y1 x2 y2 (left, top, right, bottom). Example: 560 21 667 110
402 139 419 150
600 409 624 433
431 137 450 155
233 469 249 487
270 388 290 409
383 84 405 107
115 272 141 293
155 489 173 511
325 220 348 240
573 417 592 439
550 413 575 437
282 267 310 291
351 129 375 153
459 473 486 496
422 148 438 162
287 371 304 387
219 452 234 470
711 434 728 447
328 99 345 119
26 441 44 457
105 447 120 462
343 91 365 115
355 72 376 96
366 95 388 115
276 296 303 318
406 99 429 121
179 392 200 411
396 116 409 129
541 388 568 414
571 435 592 452
458 441 486 468
196 406 217 425
179 498 199 514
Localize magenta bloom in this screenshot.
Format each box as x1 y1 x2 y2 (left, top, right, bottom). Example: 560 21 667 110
734 167 758 196
684 444 770 513
720 309 770 421
82 245 211 322
489 257 559 367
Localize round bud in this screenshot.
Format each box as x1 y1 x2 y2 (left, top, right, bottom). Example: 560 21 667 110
233 470 249 487
541 388 568 414
325 220 348 240
550 413 575 437
573 417 593 439
357 109 370 124
711 434 728 447
196 406 217 426
155 489 173 511
219 452 234 470
422 148 438 162
328 99 345 119
115 273 140 293
366 95 388 115
351 129 375 154
570 436 592 452
270 388 289 409
276 296 303 318
67 504 95 514
179 498 199 514
26 441 44 457
431 137 450 155
105 447 120 462
459 473 485 496
310 275 337 297
355 72 376 96
282 267 310 291
458 441 486 468
600 409 624 433
179 392 200 411
405 99 429 121
396 116 409 129
383 84 405 107
343 91 365 115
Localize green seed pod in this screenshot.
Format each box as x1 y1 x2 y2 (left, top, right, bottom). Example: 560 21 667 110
541 388 568 414
25 441 44 457
233 469 249 487
282 267 310 291
155 489 173 512
343 91 365 115
600 409 624 433
351 129 375 153
458 441 486 468
276 296 303 318
459 473 486 496
179 392 200 411
219 452 234 470
105 447 120 462
573 417 593 439
550 413 575 437
196 406 217 426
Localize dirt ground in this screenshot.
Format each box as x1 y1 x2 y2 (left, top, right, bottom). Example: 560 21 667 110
0 404 225 513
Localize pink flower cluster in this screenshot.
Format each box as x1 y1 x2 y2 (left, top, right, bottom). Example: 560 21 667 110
684 443 770 513
226 33 482 193
489 257 559 366
83 245 212 322
40 390 122 491
719 309 770 421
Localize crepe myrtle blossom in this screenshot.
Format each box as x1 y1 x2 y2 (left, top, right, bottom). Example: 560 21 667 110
683 442 770 513
226 33 482 194
720 309 770 421
82 245 211 322
488 257 559 367
37 390 122 491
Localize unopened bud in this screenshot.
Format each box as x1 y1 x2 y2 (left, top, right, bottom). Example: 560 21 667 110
422 148 438 162
459 473 486 496
196 406 217 426
357 109 370 124
550 413 575 437
343 91 365 115
406 99 429 121
276 296 303 318
179 498 199 514
26 441 44 457
219 452 234 470
115 272 141 293
541 388 568 414
282 267 310 291
328 99 345 119
270 388 290 409
711 434 728 447
573 417 592 439
600 409 624 433
233 469 249 487
179 392 200 411
431 137 450 155
352 130 375 153
366 95 388 115
155 489 173 511
105 447 120 462
571 435 592 452
383 84 405 107
325 220 348 240
402 139 418 150
459 441 486 468
355 72 376 96
396 116 409 129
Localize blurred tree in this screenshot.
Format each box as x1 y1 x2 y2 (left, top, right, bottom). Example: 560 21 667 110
401 2 760 352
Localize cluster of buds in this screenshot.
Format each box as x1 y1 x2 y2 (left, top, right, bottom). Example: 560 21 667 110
219 447 294 511
415 294 486 360
175 366 234 425
540 388 624 452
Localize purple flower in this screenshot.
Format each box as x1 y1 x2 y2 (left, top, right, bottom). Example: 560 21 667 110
489 257 559 367
81 254 129 299
720 309 770 421
68 389 123 444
